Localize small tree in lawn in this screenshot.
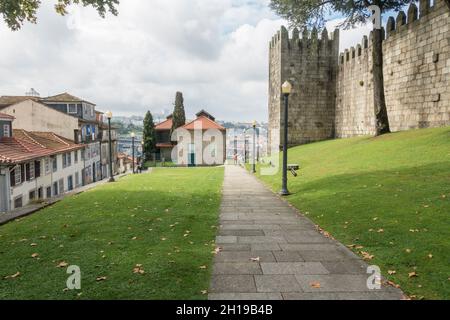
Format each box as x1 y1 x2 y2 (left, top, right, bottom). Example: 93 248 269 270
142 111 156 162
0 0 119 31
171 92 186 138
269 0 416 136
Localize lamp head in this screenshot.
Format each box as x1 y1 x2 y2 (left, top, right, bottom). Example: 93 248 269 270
281 81 292 95
253 120 257 128
131 132 136 138
105 111 113 119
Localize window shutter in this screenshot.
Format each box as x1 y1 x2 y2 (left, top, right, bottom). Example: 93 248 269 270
10 168 15 187
35 161 41 178
21 164 25 182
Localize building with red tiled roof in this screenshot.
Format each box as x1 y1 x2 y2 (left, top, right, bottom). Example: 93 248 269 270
154 110 226 166
0 116 85 213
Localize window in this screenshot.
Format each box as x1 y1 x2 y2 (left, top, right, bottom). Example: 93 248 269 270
74 150 78 163
53 182 58 196
25 162 35 181
14 196 23 209
75 172 80 187
38 187 43 199
29 190 36 201
68 104 77 114
3 124 10 137
52 156 58 172
59 179 64 195
68 176 73 191
62 154 67 168
45 158 51 175
46 186 52 198
15 165 22 185
67 153 72 167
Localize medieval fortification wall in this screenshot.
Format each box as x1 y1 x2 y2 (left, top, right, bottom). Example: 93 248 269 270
269 0 449 149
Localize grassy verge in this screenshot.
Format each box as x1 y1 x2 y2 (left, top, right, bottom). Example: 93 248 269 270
0 167 224 300
254 127 450 300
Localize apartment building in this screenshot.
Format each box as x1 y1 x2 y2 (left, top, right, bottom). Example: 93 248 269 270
0 114 84 212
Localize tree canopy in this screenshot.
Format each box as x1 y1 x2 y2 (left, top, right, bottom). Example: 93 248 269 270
171 92 186 137
142 111 156 161
269 0 412 29
0 0 119 31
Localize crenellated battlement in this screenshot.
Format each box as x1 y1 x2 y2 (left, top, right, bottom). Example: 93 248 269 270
270 26 340 53
338 0 447 64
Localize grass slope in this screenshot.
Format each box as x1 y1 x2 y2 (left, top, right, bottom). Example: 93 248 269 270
0 167 224 300
256 127 450 300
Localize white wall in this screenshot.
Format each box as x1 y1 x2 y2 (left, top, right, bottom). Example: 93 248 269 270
9 150 84 210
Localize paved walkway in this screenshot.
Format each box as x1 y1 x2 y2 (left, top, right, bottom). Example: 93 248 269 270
209 165 404 300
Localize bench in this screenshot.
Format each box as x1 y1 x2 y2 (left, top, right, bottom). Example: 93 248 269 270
288 164 300 177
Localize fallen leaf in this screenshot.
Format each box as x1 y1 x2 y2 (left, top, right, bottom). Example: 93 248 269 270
377 229 384 233
31 253 39 258
56 261 69 268
96 276 107 282
4 272 21 279
201 290 208 295
30 243 37 247
405 249 412 253
408 272 418 278
250 257 260 262
212 247 222 255
199 265 207 270
360 251 374 261
388 270 397 275
161 238 167 241
428 254 433 259
310 282 321 289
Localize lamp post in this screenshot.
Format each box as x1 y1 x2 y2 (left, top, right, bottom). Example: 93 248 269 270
131 132 136 174
252 121 257 173
105 111 115 183
280 81 292 196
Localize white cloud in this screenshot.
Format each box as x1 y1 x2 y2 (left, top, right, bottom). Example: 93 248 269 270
0 0 372 122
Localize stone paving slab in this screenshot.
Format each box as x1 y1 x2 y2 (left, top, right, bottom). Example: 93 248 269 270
209 166 405 301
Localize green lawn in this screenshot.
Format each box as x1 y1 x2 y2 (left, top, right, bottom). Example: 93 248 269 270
0 167 224 300
255 127 450 300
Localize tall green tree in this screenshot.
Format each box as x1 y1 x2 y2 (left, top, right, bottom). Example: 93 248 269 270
171 92 186 137
142 111 156 161
269 0 416 136
0 0 119 31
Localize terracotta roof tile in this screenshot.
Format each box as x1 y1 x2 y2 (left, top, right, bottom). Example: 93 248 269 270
155 118 173 130
0 130 84 164
182 115 225 131
0 113 15 120
41 92 95 105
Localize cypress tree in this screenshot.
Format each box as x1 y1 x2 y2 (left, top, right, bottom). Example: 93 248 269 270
142 111 156 161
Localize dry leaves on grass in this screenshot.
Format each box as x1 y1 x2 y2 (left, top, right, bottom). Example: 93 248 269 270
96 276 107 282
408 272 418 278
212 247 222 255
31 253 39 259
201 290 208 295
56 261 69 268
428 254 433 259
405 249 412 253
388 270 397 275
199 265 207 270
133 264 145 275
360 251 374 261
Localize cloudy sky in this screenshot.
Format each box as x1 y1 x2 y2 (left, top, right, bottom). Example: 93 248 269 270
0 0 372 122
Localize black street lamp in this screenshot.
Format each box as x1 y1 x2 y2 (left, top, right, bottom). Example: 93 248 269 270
252 121 257 173
105 111 115 183
280 81 292 196
131 132 136 174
